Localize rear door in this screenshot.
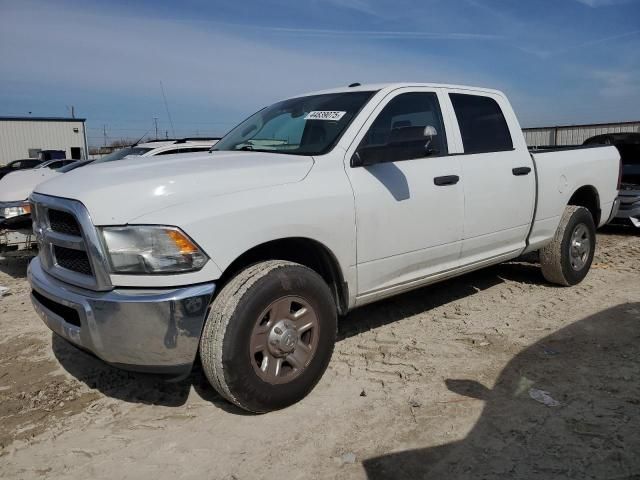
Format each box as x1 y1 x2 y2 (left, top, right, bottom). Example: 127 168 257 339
445 90 535 264
345 88 464 297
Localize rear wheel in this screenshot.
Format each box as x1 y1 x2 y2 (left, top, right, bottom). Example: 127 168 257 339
540 206 596 286
200 260 337 412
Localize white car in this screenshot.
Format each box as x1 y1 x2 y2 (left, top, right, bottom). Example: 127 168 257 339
28 83 620 412
0 138 218 239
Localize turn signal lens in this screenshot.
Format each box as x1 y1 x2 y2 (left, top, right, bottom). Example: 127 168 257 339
165 229 199 254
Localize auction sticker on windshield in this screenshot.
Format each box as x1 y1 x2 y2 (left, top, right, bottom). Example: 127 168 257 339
305 111 346 121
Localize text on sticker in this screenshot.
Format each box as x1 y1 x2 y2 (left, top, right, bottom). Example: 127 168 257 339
305 111 347 121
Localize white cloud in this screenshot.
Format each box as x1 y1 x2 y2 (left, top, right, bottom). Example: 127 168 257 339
313 0 382 17
518 29 640 58
0 0 500 115
574 0 635 7
592 69 640 97
258 26 501 40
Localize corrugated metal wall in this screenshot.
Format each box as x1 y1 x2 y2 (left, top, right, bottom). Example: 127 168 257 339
524 121 640 147
0 119 87 165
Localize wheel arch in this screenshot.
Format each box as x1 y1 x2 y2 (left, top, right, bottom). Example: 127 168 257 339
217 237 349 315
568 185 601 226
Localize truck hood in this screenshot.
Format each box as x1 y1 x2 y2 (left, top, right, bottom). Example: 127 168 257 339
34 151 314 224
0 168 61 202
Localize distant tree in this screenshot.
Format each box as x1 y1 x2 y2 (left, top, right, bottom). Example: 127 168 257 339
109 138 136 148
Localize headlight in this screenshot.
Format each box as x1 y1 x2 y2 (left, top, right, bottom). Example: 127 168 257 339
1 201 31 220
100 226 208 274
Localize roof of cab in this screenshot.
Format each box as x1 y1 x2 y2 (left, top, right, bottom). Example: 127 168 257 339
137 139 218 149
297 82 505 98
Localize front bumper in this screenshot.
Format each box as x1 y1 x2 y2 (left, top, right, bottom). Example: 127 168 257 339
28 256 215 377
0 213 32 231
614 189 640 226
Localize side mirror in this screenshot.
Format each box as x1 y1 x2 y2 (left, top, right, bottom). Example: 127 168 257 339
351 148 381 167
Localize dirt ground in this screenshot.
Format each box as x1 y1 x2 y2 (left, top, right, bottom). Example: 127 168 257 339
1 226 639 479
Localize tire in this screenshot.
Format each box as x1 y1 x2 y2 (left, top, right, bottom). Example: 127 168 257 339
539 206 596 286
200 260 337 413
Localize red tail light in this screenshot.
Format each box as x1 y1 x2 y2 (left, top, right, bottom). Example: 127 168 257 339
617 156 623 190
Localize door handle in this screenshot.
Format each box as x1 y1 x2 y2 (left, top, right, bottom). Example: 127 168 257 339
512 167 531 176
434 175 460 186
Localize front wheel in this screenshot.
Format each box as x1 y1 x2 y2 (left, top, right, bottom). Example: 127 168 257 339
199 260 337 413
539 206 596 286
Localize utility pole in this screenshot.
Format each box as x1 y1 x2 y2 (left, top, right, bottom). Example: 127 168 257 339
71 105 75 118
165 130 169 140
160 81 175 138
103 125 107 148
154 117 159 140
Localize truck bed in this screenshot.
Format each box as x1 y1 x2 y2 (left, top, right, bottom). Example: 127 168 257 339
528 144 609 154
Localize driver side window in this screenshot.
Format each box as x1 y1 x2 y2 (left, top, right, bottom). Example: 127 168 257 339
357 92 447 165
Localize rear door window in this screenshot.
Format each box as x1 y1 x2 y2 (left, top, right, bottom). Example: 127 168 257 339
450 94 513 154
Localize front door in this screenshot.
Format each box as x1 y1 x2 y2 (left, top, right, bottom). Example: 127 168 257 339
345 89 465 298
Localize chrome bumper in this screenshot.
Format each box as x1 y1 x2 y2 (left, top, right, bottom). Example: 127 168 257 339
28 256 215 376
614 190 640 224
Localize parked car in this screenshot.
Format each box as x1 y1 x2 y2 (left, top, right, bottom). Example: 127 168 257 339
34 159 77 170
0 159 43 180
584 132 640 227
27 83 620 412
37 150 67 161
0 160 78 231
0 138 218 235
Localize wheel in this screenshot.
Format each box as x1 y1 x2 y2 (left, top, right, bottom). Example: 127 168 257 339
539 206 596 286
200 260 337 412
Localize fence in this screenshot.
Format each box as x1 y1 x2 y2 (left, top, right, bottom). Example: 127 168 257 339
523 121 640 147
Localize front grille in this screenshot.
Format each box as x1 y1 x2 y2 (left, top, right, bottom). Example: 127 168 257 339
54 246 93 276
32 193 111 290
32 290 81 327
49 209 82 236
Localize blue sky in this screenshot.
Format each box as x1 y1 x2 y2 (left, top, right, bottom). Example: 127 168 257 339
1 0 639 146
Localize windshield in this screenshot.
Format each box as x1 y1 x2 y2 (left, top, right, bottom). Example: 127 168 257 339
58 160 94 173
94 146 153 164
213 91 375 156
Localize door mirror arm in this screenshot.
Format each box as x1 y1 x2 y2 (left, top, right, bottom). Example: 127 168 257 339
352 148 382 167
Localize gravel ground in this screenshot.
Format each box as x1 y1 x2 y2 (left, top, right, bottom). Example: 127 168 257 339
0 226 639 479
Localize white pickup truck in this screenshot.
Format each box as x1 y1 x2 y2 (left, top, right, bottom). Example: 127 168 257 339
28 83 620 412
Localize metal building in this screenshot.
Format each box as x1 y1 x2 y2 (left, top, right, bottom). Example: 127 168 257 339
524 120 640 147
0 116 88 165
